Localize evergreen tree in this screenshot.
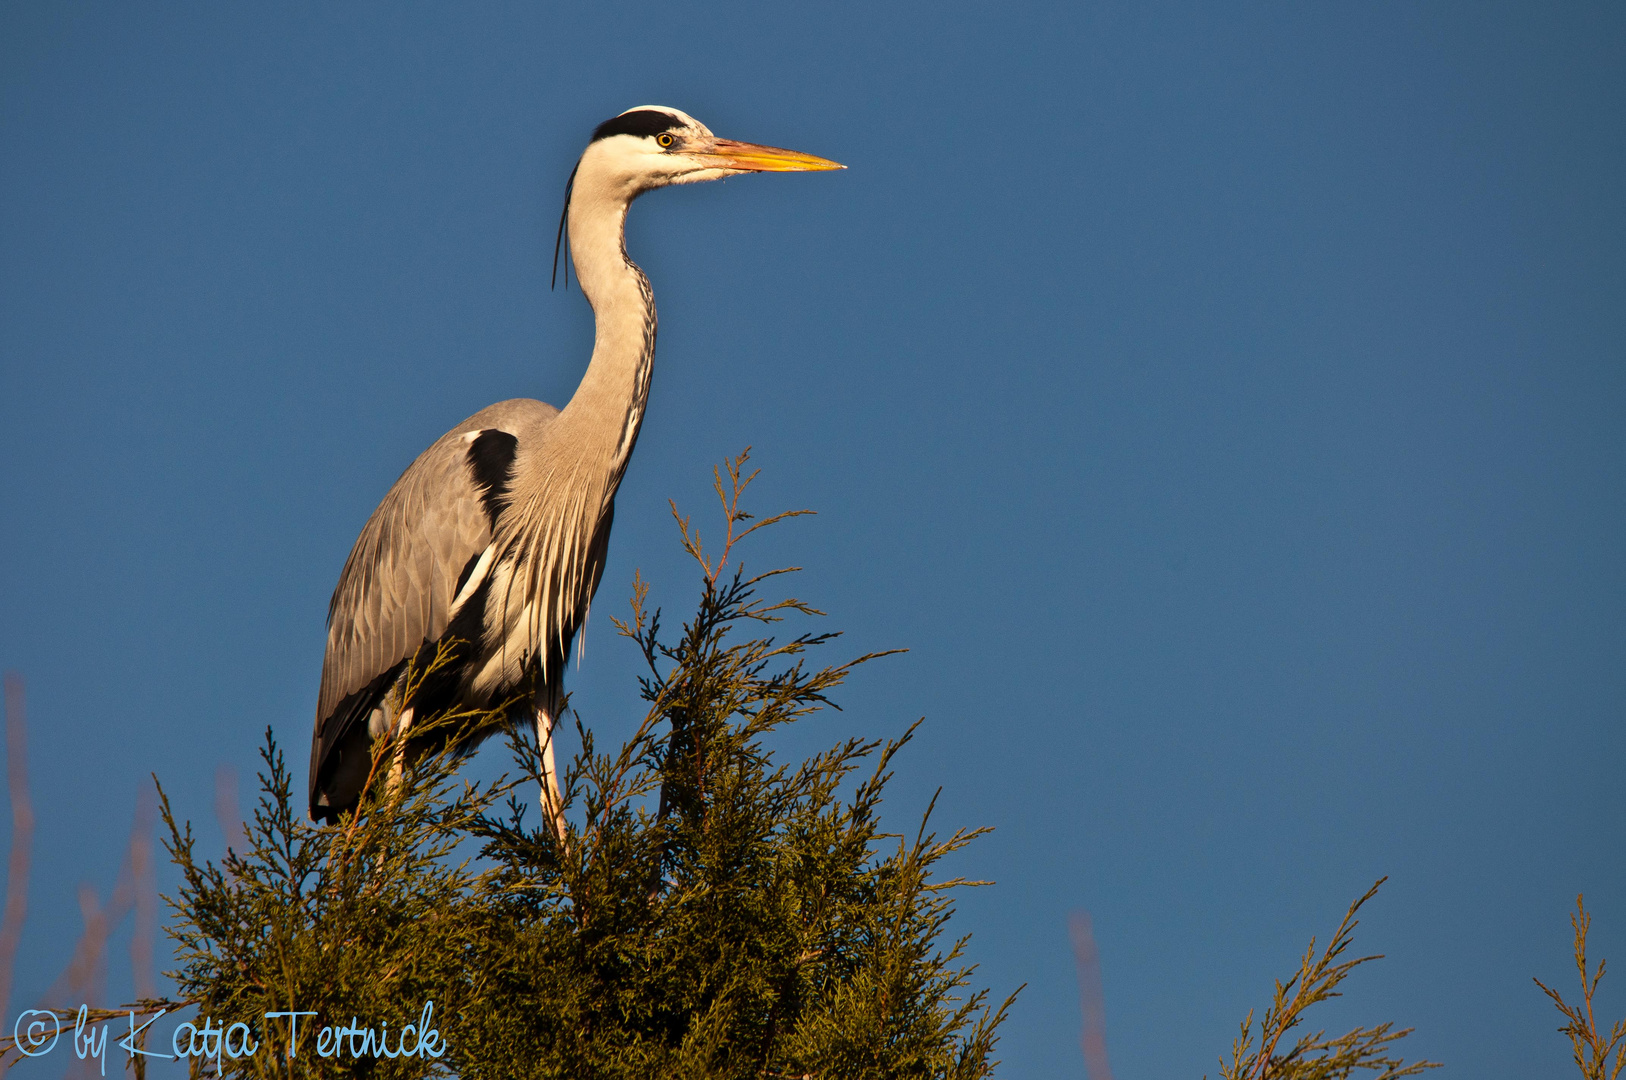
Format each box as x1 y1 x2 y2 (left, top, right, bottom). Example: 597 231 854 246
163 454 1015 1079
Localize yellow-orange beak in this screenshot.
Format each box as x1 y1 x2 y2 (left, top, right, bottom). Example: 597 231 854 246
694 138 845 173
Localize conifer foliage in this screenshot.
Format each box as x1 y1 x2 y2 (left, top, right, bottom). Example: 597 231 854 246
162 454 1015 1079
1215 881 1437 1080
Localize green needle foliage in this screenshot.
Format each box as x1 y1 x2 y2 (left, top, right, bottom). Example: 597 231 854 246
1216 879 1438 1080
162 453 1014 1079
160 729 504 1079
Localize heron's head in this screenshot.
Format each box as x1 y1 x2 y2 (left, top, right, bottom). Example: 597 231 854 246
574 106 843 198
554 106 842 288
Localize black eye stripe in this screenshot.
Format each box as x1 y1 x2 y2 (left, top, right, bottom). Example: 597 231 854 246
591 110 684 143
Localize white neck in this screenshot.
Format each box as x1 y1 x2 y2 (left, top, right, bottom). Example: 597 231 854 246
557 162 656 473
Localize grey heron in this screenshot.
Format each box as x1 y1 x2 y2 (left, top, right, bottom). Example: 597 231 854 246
308 106 842 835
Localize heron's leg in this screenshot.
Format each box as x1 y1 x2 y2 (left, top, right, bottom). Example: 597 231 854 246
387 706 415 794
535 707 568 850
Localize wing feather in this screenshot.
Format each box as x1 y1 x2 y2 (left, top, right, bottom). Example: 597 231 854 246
314 399 558 736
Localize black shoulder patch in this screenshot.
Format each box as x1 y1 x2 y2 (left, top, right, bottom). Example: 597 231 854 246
592 109 683 143
467 429 519 526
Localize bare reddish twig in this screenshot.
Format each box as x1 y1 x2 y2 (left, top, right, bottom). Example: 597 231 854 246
42 793 155 1010
68 887 110 1052
214 763 246 858
0 684 169 1074
129 786 158 1001
0 673 33 1025
1069 909 1116 1080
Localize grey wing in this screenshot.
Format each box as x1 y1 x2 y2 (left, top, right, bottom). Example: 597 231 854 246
314 398 559 741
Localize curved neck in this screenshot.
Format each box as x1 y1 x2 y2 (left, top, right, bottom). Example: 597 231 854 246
559 174 656 471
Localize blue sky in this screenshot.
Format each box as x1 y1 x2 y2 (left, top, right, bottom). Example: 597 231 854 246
1 2 1623 1077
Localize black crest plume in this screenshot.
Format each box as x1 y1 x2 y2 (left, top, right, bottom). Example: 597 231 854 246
552 160 581 292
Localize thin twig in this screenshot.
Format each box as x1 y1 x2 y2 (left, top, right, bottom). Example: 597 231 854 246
1069 909 1115 1080
0 674 34 1024
42 796 154 1011
130 786 159 1001
1535 895 1626 1080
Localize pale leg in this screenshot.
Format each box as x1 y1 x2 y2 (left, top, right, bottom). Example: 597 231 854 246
535 707 568 849
387 706 415 793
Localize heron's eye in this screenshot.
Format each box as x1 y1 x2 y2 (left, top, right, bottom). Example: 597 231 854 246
656 133 675 148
